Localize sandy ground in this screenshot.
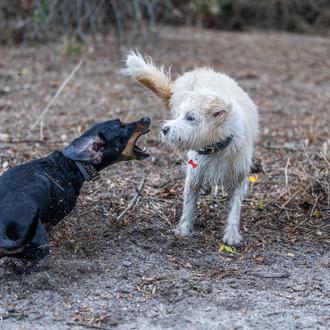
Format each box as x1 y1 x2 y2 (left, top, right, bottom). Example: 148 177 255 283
0 26 329 329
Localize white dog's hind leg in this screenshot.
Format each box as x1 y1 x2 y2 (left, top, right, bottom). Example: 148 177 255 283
223 179 248 245
175 168 202 236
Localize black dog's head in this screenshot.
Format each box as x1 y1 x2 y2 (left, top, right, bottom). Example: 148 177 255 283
62 117 151 170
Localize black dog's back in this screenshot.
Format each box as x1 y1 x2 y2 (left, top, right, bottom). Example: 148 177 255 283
0 152 83 259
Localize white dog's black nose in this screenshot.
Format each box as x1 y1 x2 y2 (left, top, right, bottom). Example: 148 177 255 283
161 126 170 136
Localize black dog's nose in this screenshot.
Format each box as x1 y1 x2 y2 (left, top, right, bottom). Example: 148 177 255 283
162 125 170 136
139 117 151 125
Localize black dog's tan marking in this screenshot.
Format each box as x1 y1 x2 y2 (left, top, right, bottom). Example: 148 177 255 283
0 117 150 260
121 119 150 160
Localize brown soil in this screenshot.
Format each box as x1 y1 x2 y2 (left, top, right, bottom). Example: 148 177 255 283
0 26 329 329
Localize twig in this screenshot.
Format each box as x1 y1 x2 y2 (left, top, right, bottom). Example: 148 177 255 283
149 200 171 225
116 174 147 221
302 143 319 171
66 322 107 330
280 188 304 210
252 271 291 279
263 143 302 151
284 157 290 193
0 139 63 145
320 151 330 168
43 172 65 191
309 194 319 219
0 312 27 320
30 59 84 137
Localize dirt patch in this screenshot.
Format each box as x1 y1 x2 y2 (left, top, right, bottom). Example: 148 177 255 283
0 27 329 329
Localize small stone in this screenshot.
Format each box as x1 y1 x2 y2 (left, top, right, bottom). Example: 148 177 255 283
122 261 132 267
7 306 16 313
0 133 10 141
61 134 68 141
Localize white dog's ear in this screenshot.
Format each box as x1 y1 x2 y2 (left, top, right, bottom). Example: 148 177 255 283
125 50 172 109
203 96 231 121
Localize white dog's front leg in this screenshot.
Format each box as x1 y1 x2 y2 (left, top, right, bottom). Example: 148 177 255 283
175 168 202 236
223 179 248 245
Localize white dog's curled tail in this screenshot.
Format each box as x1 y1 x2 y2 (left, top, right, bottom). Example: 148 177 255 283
125 50 172 108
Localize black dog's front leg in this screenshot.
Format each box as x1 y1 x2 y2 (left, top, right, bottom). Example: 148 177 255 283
24 220 50 261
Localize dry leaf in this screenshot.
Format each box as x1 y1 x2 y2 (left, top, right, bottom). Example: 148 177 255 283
21 67 29 75
219 244 237 254
255 255 264 262
157 188 177 198
257 200 264 210
312 210 322 217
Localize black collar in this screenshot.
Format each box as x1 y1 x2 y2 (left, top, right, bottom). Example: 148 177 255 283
74 161 100 182
198 134 234 155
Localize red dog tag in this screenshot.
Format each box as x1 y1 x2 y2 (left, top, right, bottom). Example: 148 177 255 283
188 159 197 169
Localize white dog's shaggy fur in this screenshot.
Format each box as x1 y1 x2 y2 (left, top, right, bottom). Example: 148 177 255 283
125 51 259 245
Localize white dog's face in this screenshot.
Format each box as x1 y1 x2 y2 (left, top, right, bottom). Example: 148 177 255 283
161 93 230 151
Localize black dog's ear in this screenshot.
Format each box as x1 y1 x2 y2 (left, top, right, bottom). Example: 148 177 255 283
62 134 106 164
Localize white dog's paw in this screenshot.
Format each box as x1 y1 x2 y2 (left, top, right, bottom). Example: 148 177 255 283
223 228 242 246
174 223 193 236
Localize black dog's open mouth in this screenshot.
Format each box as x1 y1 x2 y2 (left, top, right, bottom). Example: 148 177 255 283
133 129 150 159
121 117 151 161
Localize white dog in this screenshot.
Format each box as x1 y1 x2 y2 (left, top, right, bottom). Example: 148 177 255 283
125 51 259 245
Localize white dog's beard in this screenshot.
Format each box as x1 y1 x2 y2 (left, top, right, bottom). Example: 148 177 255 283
161 128 211 152
161 134 192 151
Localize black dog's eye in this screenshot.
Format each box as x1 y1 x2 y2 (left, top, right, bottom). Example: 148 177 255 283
120 122 125 128
185 113 195 122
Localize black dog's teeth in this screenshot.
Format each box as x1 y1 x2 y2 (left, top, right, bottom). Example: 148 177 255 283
134 144 149 154
133 130 150 158
133 143 149 158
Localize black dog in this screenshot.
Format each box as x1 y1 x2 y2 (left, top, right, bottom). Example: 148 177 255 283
0 117 150 260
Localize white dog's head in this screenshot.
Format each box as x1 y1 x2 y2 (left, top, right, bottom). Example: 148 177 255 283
161 92 231 151
126 52 232 151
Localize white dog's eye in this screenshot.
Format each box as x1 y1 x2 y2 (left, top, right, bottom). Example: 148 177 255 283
185 113 195 122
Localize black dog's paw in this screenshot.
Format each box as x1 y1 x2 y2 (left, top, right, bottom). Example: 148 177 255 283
26 245 50 261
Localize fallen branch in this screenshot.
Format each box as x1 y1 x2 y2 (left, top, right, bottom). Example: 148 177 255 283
116 174 147 221
149 200 171 225
30 59 84 138
252 271 291 279
0 139 62 144
264 143 302 151
320 151 330 168
66 322 107 330
284 157 290 193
